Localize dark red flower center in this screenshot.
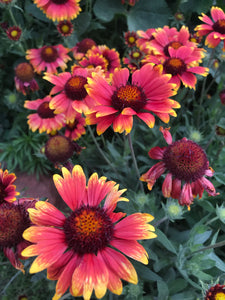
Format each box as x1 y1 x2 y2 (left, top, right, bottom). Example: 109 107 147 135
162 139 208 182
41 46 58 63
45 135 74 163
0 202 30 248
213 19 225 34
63 205 114 254
0 183 7 204
15 63 34 82
66 119 78 131
164 41 182 56
51 0 68 4
77 38 96 54
111 84 147 112
64 76 88 100
163 57 187 76
37 101 55 119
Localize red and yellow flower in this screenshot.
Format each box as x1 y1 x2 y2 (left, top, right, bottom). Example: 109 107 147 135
6 25 22 41
0 168 19 204
71 38 97 61
143 45 208 90
24 95 65 134
195 6 225 50
43 67 96 122
57 20 73 37
64 112 86 141
205 283 225 300
33 0 81 22
85 63 179 135
0 198 37 272
22 165 156 300
14 62 39 95
86 45 121 76
140 127 219 209
26 44 71 74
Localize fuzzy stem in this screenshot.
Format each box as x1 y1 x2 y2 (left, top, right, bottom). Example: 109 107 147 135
197 48 216 129
127 133 144 192
87 126 119 175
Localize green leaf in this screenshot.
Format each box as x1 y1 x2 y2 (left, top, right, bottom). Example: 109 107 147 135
157 280 169 300
25 3 50 22
127 0 171 31
155 228 177 254
73 12 92 36
93 0 125 22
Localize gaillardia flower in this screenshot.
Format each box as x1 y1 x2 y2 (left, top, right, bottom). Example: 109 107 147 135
195 6 225 50
24 95 65 134
143 45 208 90
26 44 71 74
64 111 86 141
140 127 218 209
6 25 22 41
0 168 19 204
44 67 95 121
14 62 39 95
205 283 225 300
22 165 156 300
85 63 179 135
57 20 73 36
0 198 37 272
44 135 75 163
33 0 81 22
72 38 97 60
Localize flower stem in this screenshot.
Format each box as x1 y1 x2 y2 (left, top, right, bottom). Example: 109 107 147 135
189 240 225 257
127 133 144 192
87 126 119 175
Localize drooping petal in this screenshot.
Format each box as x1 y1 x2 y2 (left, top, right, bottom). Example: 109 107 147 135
162 173 172 198
114 213 156 240
110 238 149 264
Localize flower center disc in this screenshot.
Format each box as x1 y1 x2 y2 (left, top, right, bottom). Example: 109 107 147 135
163 58 186 76
51 0 68 4
15 63 34 82
112 84 146 112
215 292 225 300
162 139 208 182
0 202 30 248
63 206 114 254
164 41 182 56
64 76 88 100
41 46 58 63
37 101 55 119
45 135 74 163
213 19 225 34
0 183 7 204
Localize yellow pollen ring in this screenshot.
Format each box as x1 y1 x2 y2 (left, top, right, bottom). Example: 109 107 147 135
44 47 54 55
170 41 182 49
61 24 70 33
68 77 83 88
215 292 225 300
117 85 141 102
128 36 135 43
218 19 225 28
74 210 102 236
11 30 19 37
132 52 141 58
167 58 183 68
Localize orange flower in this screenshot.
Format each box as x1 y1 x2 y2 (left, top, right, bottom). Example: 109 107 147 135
22 165 156 300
